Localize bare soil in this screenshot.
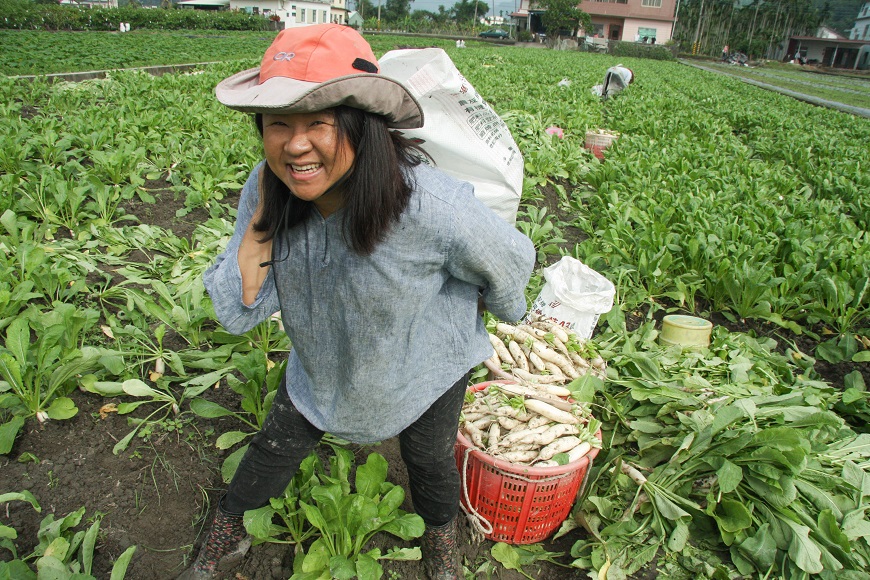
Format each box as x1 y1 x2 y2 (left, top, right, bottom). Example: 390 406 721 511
1 177 864 580
0 181 587 580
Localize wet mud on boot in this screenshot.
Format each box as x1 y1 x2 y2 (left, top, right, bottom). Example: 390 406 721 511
421 517 460 580
177 498 251 580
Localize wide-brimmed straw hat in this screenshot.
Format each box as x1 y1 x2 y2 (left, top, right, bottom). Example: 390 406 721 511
216 24 423 129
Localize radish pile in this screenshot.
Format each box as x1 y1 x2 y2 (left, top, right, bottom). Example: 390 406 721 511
483 318 607 385
460 383 601 466
461 317 604 466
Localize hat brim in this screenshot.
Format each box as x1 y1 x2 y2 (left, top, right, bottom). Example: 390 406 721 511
216 68 424 129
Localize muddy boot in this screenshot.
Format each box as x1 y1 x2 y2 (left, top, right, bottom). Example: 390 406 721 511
421 517 461 580
177 498 251 580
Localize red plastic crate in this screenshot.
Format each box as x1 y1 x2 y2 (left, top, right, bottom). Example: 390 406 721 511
455 381 601 544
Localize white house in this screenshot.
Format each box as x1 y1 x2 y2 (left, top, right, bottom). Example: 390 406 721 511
329 0 348 25
850 1 870 41
229 0 348 25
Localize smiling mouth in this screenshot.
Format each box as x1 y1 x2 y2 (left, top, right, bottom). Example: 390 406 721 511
292 163 322 174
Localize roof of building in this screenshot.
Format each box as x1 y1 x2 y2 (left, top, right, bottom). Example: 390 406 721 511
791 35 869 45
177 0 229 5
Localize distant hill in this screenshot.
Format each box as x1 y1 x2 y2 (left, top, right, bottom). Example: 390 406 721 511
816 0 864 35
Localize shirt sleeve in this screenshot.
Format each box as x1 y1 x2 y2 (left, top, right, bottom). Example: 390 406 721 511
446 181 536 322
202 162 280 335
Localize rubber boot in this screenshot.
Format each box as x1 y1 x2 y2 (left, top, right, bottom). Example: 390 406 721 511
176 497 251 580
420 517 461 580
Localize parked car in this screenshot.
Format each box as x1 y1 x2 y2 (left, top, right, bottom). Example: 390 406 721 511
479 28 509 39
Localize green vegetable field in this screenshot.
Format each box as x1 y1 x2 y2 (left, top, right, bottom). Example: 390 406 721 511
1 30 869 580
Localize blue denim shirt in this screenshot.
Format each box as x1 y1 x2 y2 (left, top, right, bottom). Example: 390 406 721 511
203 162 535 443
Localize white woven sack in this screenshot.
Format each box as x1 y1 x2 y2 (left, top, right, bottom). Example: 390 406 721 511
379 48 523 225
525 257 615 339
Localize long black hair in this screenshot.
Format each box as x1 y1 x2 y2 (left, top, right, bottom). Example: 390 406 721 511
252 107 425 256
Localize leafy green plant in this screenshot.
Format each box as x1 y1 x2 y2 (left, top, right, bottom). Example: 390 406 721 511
244 452 323 548
0 304 100 454
287 450 424 580
189 350 284 452
85 373 229 455
573 323 870 578
0 492 136 579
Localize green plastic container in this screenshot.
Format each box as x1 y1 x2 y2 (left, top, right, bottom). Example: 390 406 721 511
659 315 713 348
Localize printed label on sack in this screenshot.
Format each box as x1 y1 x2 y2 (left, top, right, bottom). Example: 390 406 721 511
526 286 600 339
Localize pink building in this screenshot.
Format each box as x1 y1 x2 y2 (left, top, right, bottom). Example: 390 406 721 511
513 0 676 44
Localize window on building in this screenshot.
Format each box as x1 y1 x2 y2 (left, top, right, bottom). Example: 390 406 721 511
637 26 657 42
300 8 305 21
865 23 869 39
323 10 327 22
642 0 662 7
313 9 317 22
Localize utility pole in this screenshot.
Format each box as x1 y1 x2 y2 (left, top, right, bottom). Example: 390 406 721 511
377 0 381 29
692 0 705 54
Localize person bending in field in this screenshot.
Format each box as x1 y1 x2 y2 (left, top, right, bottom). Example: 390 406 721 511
179 24 535 580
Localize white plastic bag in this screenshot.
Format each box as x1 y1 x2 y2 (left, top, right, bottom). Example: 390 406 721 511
591 65 634 99
379 48 523 224
525 257 615 338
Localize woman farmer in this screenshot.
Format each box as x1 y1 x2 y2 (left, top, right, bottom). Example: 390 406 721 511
181 24 535 580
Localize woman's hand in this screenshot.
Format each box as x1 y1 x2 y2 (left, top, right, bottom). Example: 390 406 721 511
238 207 273 306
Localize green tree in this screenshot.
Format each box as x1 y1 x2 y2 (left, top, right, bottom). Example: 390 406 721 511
354 0 376 18
382 0 411 22
538 0 590 39
450 0 488 23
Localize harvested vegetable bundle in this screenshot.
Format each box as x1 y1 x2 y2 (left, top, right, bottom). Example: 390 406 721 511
459 382 601 466
483 317 607 389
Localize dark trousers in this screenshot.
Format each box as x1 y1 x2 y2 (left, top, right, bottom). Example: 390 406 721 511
223 372 469 527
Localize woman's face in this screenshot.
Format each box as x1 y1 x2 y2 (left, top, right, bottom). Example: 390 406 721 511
262 111 355 217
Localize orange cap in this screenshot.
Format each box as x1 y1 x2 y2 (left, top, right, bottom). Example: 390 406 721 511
215 24 423 129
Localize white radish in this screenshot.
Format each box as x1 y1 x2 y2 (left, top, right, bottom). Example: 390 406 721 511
537 423 581 446
534 442 592 466
495 322 519 338
524 399 580 425
538 436 583 461
527 350 547 372
464 422 485 449
539 320 571 344
507 341 530 372
535 383 573 398
543 362 567 381
512 368 564 384
493 405 530 421
621 461 648 486
493 383 573 411
566 441 592 462
569 352 591 370
518 324 549 341
471 416 495 430
489 333 516 366
499 450 539 464
497 416 522 430
531 341 578 379
462 411 488 422
483 358 515 382
501 424 549 446
494 442 539 453
526 414 552 430
487 423 501 450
